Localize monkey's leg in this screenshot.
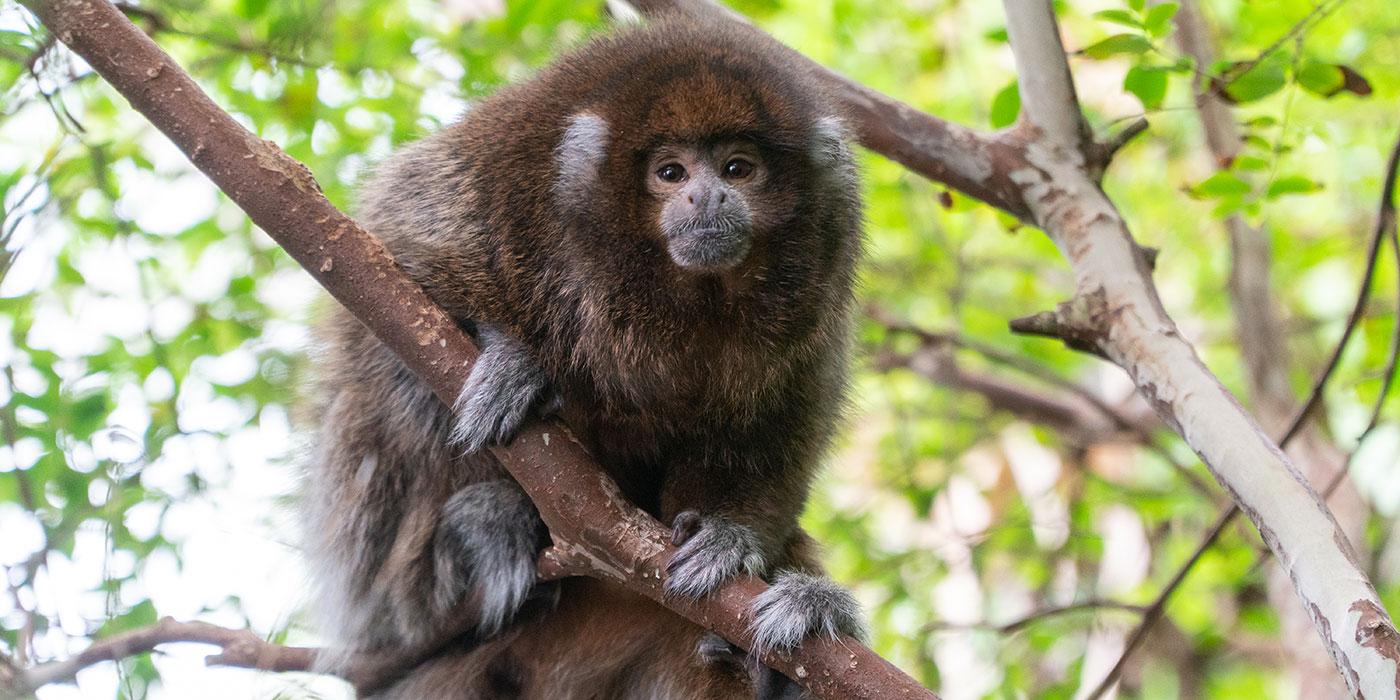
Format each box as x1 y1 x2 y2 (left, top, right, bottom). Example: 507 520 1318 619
435 479 550 635
451 323 556 454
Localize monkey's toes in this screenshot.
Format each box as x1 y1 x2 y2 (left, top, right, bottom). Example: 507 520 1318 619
438 480 545 635
748 571 865 656
696 631 807 700
663 513 766 599
694 631 746 671
670 510 703 546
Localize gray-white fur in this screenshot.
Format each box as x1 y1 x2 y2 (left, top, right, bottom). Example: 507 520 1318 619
665 511 768 599
660 182 754 272
434 479 544 634
554 112 610 209
451 323 552 454
748 571 866 657
809 116 851 170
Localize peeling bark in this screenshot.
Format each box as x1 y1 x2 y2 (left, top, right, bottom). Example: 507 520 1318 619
1174 2 1370 696
996 2 1397 697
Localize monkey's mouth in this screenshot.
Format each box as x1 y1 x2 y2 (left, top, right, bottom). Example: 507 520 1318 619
666 226 751 273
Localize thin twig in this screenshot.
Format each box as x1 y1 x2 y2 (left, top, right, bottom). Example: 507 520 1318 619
923 599 1146 635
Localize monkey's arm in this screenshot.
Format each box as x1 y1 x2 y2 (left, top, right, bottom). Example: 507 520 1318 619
451 322 558 453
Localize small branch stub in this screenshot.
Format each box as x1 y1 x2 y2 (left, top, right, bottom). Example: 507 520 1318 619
1008 293 1111 360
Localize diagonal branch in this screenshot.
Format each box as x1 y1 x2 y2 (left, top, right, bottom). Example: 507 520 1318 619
14 1 932 698
1089 120 1400 700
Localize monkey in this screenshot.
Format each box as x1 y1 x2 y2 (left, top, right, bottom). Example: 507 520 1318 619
303 13 864 698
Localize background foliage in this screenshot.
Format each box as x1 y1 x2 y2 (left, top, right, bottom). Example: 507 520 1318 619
1 0 1399 697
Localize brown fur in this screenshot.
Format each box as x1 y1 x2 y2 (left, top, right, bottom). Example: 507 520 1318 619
304 15 861 698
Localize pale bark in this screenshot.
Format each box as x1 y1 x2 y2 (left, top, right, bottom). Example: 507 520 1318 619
997 2 1397 697
1174 3 1369 696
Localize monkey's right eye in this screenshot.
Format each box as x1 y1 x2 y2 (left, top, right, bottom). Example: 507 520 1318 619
656 163 687 183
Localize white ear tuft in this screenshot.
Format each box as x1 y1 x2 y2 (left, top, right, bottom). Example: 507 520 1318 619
811 115 851 167
604 0 644 25
555 112 610 205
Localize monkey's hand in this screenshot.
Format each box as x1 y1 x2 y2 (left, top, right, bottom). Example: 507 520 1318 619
450 323 557 454
697 572 867 699
664 511 767 599
749 571 865 654
436 479 550 635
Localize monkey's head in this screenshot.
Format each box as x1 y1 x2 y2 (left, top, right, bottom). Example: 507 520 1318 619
550 19 859 283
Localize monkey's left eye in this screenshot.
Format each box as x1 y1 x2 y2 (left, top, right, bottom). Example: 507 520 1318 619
723 158 755 180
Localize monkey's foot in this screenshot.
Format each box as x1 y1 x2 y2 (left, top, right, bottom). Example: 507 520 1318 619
664 511 766 599
436 480 546 635
450 324 553 454
748 571 865 656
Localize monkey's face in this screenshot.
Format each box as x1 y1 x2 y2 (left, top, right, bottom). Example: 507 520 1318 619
645 141 764 273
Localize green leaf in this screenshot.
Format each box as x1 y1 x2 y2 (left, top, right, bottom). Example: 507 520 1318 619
1296 61 1373 98
1232 155 1270 171
1124 65 1169 109
1190 171 1251 199
1080 33 1152 59
1128 0 1146 11
1224 61 1286 103
1143 3 1179 38
1266 175 1322 199
1297 61 1344 97
237 0 271 19
990 82 1020 129
1093 10 1141 29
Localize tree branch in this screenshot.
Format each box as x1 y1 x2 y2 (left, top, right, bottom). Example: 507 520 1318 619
923 599 1145 635
14 619 319 692
15 1 932 698
994 1 1400 698
868 307 1215 498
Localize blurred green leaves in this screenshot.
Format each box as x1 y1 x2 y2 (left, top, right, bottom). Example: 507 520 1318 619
1 0 1398 698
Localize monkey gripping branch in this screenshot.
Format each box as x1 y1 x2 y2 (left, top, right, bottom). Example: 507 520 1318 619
16 0 1400 699
17 0 927 698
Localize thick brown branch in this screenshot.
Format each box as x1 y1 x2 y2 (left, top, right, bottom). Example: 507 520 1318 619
19 1 931 698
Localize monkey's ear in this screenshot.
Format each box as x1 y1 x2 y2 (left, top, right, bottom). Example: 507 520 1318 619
555 112 611 206
810 115 853 169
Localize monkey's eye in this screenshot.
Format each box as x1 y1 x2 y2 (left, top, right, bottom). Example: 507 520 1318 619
722 158 755 180
656 163 687 183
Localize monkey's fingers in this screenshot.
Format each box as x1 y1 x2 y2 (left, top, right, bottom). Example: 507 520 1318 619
663 514 766 599
449 327 551 454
